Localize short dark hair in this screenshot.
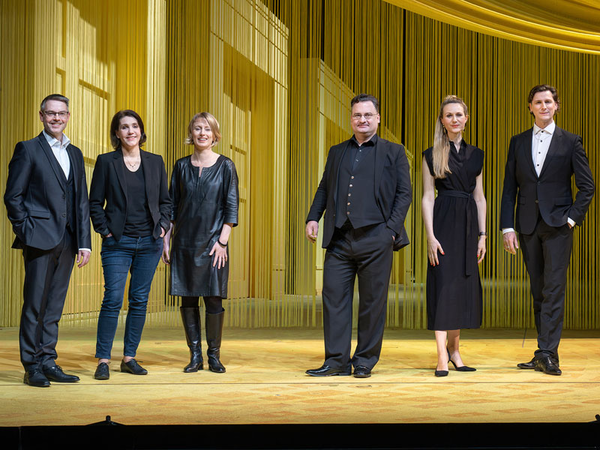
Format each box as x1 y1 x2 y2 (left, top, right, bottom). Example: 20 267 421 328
40 94 69 111
110 110 147 149
527 84 560 112
351 94 379 113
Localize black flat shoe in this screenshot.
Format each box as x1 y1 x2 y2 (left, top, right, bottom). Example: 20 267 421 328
43 365 80 382
94 362 110 380
120 359 148 375
353 365 372 378
517 358 536 369
534 356 562 376
24 370 50 387
447 349 476 372
306 364 351 377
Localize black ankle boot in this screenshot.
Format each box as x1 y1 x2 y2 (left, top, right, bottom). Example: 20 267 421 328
206 310 226 373
180 306 203 372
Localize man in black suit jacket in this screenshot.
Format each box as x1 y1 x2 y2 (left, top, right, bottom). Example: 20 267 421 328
500 84 595 376
4 94 92 387
305 94 412 378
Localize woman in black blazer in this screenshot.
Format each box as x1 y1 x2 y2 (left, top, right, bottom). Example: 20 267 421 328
89 110 171 380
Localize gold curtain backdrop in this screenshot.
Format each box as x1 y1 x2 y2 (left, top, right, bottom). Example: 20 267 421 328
0 0 598 330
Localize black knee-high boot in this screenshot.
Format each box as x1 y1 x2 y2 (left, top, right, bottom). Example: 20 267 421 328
180 306 203 372
206 310 226 373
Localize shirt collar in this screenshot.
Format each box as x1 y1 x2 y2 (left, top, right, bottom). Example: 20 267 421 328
533 121 555 136
43 130 70 149
351 133 378 147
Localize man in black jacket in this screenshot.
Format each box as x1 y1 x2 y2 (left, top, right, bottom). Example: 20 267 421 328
5 94 91 387
305 94 412 378
500 84 595 375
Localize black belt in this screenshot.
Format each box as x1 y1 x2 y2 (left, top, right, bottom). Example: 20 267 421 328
437 190 478 276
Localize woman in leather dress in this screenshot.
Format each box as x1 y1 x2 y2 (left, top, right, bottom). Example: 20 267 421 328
163 112 239 374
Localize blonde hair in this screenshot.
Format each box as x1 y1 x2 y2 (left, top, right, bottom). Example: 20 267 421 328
432 95 468 178
185 112 222 146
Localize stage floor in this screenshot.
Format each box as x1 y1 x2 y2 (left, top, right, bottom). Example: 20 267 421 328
1 327 599 426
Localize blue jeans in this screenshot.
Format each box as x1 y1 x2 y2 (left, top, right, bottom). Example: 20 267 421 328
95 235 163 359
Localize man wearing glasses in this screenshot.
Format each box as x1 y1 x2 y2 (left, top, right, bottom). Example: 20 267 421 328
305 94 412 378
5 94 91 387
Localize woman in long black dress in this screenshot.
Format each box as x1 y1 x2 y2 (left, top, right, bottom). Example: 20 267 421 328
421 95 487 377
163 112 238 374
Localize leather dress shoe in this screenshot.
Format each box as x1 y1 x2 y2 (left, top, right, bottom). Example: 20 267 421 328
534 357 562 376
517 357 536 369
120 359 148 375
353 365 372 378
43 365 80 382
24 370 50 387
305 364 351 377
94 362 110 380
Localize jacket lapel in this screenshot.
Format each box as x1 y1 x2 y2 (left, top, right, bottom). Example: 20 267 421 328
112 150 127 197
333 141 351 206
521 128 537 178
37 133 67 191
538 126 562 179
141 150 152 203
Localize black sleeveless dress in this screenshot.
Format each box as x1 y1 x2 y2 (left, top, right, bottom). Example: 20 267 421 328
423 141 484 330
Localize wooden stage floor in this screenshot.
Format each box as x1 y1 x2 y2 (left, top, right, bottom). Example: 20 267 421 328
1 326 599 427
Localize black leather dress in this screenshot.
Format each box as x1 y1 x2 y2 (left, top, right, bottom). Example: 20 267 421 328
169 155 239 298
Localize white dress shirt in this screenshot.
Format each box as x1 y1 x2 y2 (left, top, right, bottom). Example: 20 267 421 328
43 130 71 179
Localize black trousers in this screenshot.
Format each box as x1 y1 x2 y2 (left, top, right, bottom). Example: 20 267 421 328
20 230 76 371
322 222 394 370
519 219 573 361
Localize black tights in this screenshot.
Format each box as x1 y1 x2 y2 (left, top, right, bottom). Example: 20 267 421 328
181 296 223 314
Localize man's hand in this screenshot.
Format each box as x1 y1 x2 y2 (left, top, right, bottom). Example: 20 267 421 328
77 250 91 268
306 221 319 243
503 231 519 255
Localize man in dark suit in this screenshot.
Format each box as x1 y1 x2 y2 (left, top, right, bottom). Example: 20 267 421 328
305 94 412 378
5 94 92 387
500 84 594 376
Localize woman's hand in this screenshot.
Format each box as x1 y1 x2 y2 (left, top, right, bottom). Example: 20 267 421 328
427 236 444 266
477 236 487 264
210 241 228 269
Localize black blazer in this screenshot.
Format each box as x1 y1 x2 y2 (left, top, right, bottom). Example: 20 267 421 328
307 135 412 250
4 133 91 251
500 126 595 234
89 149 171 240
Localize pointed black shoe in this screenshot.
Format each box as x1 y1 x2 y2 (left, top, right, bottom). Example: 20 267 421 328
534 356 562 376
181 306 204 372
434 370 449 377
517 357 536 369
306 364 351 377
43 365 80 382
447 348 476 372
120 359 148 375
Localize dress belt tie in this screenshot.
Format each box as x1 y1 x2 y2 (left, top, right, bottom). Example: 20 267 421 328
437 190 478 276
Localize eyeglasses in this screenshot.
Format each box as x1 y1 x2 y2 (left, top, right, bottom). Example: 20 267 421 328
351 113 377 121
43 111 69 119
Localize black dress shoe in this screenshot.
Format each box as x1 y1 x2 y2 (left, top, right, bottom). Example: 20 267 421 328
94 362 110 380
24 370 50 387
43 365 80 382
517 357 536 369
534 357 562 376
305 364 351 377
353 365 371 378
120 359 148 375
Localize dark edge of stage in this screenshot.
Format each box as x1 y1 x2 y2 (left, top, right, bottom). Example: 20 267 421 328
1 421 599 450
